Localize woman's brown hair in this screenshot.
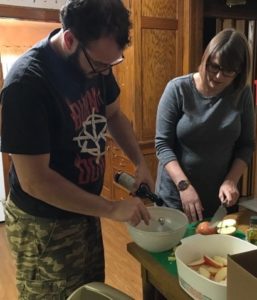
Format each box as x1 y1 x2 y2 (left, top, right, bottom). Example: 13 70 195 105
199 28 251 93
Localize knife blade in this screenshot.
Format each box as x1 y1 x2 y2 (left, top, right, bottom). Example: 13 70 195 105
209 203 227 227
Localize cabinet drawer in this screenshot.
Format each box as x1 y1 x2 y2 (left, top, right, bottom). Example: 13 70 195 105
111 150 134 174
113 182 130 201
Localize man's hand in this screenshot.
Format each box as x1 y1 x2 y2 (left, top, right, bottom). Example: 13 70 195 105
133 161 155 194
108 196 151 226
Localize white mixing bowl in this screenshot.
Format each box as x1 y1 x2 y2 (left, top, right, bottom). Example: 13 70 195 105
127 206 188 253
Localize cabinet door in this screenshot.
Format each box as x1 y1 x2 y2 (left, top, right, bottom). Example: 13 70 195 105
112 0 134 125
115 0 183 140
139 0 183 140
112 41 135 129
108 0 195 199
111 146 135 175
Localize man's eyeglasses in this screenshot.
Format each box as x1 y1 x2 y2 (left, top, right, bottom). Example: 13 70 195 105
80 45 124 74
206 62 239 78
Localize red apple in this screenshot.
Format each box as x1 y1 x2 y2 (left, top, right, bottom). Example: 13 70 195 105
204 255 223 268
212 256 227 266
196 221 217 235
187 257 205 267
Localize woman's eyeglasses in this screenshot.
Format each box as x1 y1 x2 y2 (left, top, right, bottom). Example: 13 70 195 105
206 62 239 78
80 44 124 74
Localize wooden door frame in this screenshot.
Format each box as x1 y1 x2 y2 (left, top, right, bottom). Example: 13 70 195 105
0 4 59 22
182 0 204 74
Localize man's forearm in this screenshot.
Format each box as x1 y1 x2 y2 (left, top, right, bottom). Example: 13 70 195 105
21 167 114 217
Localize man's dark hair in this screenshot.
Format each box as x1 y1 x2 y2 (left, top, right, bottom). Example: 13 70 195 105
60 0 131 49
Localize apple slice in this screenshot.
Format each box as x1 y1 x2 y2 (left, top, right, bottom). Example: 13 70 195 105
187 257 205 267
217 219 236 228
204 255 223 268
207 266 220 275
214 267 227 282
219 279 227 285
217 226 236 235
217 219 237 235
198 266 211 279
213 255 227 267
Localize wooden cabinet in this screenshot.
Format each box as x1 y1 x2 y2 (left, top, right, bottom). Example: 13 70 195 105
124 0 184 141
102 0 191 200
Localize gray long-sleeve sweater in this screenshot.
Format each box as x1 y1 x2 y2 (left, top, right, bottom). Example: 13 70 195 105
155 73 255 217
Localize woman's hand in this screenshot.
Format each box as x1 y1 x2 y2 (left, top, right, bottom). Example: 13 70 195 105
180 186 203 222
219 179 239 206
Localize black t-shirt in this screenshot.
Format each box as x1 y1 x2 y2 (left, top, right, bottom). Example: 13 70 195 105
0 29 120 218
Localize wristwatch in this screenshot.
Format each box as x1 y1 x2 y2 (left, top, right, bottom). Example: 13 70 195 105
177 180 190 191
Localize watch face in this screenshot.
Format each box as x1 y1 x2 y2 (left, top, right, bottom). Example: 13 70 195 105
178 180 190 191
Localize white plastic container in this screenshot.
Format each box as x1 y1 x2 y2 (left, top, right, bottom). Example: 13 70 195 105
175 234 257 300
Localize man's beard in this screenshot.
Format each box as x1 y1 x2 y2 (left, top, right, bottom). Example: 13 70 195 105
66 48 98 79
66 48 87 79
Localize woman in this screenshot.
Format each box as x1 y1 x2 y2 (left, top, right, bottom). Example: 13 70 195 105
155 28 255 222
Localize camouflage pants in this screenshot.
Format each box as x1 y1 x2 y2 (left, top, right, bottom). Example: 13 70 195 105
4 196 104 300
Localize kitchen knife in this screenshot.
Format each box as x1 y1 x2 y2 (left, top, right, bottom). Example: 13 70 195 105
209 203 227 227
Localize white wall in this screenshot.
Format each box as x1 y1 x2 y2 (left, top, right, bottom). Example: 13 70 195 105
0 155 5 200
0 154 5 221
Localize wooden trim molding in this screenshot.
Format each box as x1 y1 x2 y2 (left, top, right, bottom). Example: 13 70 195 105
0 5 59 22
141 16 178 30
182 0 204 74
